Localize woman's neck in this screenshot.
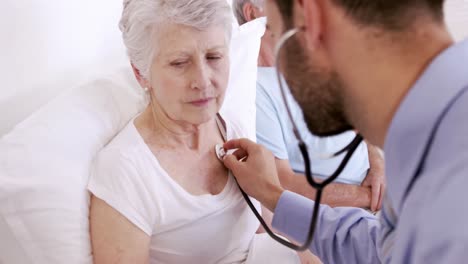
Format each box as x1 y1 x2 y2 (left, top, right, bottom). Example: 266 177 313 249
136 105 219 151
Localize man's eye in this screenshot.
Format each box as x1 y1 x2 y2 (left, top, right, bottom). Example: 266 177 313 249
207 56 221 61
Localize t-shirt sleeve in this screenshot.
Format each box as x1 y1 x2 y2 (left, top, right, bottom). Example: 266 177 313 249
255 82 289 160
88 149 156 236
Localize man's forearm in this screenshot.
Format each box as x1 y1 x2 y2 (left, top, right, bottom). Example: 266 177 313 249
281 173 371 208
272 191 380 263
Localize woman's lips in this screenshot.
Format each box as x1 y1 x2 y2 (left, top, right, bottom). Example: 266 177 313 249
188 97 214 107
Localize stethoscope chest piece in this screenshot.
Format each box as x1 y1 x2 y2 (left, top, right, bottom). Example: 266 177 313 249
215 144 227 161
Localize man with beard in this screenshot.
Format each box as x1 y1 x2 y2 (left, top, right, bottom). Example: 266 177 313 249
233 0 386 212
223 0 468 262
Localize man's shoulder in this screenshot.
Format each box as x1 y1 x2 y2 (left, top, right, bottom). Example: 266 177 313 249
256 67 282 97
429 84 468 159
418 84 468 190
393 88 468 261
255 67 291 117
256 67 277 86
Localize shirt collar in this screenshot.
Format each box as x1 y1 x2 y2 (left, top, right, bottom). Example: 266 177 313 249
384 38 468 213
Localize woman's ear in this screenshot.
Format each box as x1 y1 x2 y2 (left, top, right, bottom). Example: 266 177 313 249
242 2 264 22
131 63 150 90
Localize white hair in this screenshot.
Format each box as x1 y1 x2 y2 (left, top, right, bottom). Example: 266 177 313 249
232 0 264 25
119 0 233 79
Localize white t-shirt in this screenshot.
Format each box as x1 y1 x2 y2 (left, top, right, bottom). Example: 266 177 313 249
88 115 300 263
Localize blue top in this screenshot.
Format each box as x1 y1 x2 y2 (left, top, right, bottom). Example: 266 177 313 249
272 39 468 263
256 67 369 184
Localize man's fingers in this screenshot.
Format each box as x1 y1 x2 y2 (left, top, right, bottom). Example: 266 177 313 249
223 154 242 171
224 138 256 152
377 184 385 210
371 184 381 212
232 149 248 160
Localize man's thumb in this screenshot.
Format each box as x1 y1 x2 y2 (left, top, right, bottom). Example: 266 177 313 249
223 154 240 171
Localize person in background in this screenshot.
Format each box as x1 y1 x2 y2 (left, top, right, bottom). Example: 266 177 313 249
233 0 386 211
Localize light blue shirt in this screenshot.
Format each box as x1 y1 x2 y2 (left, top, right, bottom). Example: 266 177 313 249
256 67 369 184
272 39 468 263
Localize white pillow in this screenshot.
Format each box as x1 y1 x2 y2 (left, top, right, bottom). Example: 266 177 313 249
0 18 265 263
0 68 145 263
221 18 266 140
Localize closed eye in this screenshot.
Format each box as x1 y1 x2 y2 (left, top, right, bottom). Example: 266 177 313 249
207 56 222 61
170 61 188 67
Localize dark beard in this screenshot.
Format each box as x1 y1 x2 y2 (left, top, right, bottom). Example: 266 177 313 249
281 36 353 137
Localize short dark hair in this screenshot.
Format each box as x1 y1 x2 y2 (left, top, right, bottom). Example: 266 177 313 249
274 0 445 31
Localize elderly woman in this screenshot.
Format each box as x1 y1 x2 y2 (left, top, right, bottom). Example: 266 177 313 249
87 0 316 263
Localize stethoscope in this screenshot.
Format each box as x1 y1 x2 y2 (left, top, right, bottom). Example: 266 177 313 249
218 27 364 252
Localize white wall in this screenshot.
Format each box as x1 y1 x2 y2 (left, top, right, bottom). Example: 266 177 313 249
445 0 468 41
0 0 128 135
0 0 126 100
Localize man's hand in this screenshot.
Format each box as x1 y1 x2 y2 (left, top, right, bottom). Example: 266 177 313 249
361 143 386 212
223 138 285 212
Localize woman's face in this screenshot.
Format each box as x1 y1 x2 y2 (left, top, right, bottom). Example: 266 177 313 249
148 23 230 126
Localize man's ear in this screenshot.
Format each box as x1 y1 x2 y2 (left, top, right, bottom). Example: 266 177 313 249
131 63 150 89
296 0 322 52
242 2 264 22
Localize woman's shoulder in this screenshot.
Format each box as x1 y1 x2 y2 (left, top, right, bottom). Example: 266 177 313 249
90 118 158 196
95 119 143 166
88 119 159 236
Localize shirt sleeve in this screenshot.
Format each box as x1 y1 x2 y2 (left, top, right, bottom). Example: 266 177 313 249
255 82 289 160
272 191 381 263
87 149 156 236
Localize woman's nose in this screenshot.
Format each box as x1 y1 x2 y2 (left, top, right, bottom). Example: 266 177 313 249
190 63 211 90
